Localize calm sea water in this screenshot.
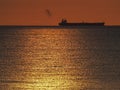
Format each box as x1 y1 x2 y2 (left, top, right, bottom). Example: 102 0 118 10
0 26 120 90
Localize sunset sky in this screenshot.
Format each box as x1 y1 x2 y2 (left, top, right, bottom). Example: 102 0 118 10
0 0 120 25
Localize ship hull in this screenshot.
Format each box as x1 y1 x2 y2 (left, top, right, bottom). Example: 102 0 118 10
59 22 105 26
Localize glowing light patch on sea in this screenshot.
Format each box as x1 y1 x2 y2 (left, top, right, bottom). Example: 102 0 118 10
11 29 87 90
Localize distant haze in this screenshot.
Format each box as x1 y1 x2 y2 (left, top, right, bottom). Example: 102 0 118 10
0 0 120 25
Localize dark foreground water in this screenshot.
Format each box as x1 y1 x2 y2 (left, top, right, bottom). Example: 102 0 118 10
0 26 120 90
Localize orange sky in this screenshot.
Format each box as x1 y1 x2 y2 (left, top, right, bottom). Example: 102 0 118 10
0 0 120 25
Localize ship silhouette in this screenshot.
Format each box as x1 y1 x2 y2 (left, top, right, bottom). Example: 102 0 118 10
59 19 105 26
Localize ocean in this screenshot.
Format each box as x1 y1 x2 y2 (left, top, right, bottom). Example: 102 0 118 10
0 26 120 90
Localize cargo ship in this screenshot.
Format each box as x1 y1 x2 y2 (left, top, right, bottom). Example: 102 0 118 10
59 19 105 26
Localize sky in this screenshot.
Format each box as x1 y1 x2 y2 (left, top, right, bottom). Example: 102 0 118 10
0 0 120 25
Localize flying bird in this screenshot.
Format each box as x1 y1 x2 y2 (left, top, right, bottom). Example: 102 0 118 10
45 9 52 17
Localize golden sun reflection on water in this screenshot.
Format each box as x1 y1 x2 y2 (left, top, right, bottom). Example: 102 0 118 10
17 29 86 90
